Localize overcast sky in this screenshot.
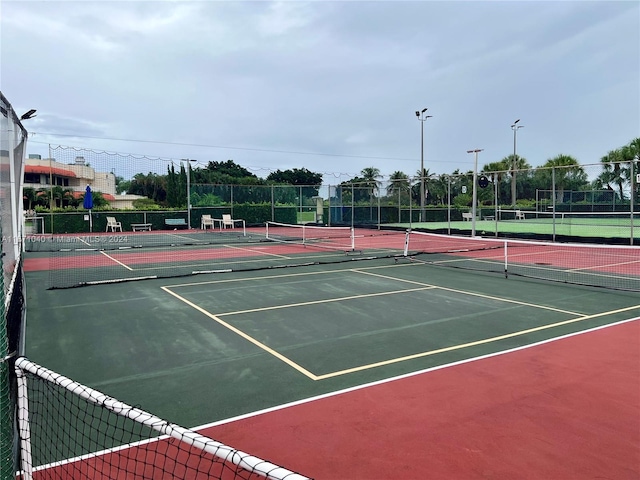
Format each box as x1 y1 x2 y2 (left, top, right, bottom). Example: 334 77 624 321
2 1 638 182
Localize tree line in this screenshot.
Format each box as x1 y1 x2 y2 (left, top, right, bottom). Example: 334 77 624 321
346 138 639 208
24 138 638 210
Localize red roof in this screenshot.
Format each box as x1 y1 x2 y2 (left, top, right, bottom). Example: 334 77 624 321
25 165 77 177
70 191 115 201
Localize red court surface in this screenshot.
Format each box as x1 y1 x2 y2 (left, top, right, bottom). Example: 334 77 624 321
201 319 640 480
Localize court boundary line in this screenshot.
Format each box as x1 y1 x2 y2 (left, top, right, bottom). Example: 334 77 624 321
161 286 318 378
217 286 437 317
102 247 358 273
34 317 640 471
197 316 639 428
160 268 640 380
353 269 583 316
412 254 640 283
100 251 134 270
30 317 639 476
223 243 293 259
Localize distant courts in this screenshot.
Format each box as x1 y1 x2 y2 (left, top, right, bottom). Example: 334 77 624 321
392 209 640 242
24 222 640 292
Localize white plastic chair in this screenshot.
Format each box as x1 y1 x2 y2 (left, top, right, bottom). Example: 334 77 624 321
201 214 214 230
106 216 122 232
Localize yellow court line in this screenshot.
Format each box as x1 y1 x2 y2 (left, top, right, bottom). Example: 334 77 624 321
161 286 319 380
218 286 437 317
161 267 640 382
352 269 583 316
99 251 133 270
313 303 640 380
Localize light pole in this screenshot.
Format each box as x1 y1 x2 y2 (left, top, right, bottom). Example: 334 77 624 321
415 108 432 222
467 149 483 237
184 159 196 228
511 119 523 207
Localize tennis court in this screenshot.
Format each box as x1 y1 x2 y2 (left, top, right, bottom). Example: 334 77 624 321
19 224 640 479
394 210 640 241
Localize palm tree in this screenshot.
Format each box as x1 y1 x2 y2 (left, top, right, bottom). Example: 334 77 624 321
23 187 37 213
386 171 409 195
535 155 587 203
360 167 381 197
599 149 626 201
482 161 510 207
35 188 51 209
360 167 381 221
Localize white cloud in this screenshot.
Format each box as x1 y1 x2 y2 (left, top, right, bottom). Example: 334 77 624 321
2 0 638 179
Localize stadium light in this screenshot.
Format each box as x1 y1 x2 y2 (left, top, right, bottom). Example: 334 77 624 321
467 149 484 236
20 109 37 120
511 119 524 206
416 108 433 222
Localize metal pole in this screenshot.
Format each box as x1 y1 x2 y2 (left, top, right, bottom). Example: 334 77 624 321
420 119 424 222
351 183 354 228
447 175 451 235
398 182 401 223
467 149 483 237
472 153 478 236
494 172 498 237
512 126 517 206
271 185 275 222
511 119 523 207
630 160 635 245
416 108 432 223
186 160 192 228
552 167 556 242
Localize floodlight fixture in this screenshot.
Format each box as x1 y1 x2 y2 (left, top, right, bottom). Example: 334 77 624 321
20 109 37 120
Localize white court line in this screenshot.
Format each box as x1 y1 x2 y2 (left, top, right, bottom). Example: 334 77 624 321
224 243 293 259
195 316 640 429
218 286 437 317
158 268 639 382
567 258 640 273
353 269 583 316
161 285 317 379
71 236 134 271
99 251 134 270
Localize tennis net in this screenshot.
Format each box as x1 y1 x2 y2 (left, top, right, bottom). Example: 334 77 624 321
15 357 310 480
265 222 355 252
403 230 640 292
37 225 407 289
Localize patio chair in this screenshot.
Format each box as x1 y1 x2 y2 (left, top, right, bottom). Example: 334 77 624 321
201 214 214 230
106 216 122 232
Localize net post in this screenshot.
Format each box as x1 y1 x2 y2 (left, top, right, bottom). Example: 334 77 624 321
14 361 34 480
350 227 355 251
503 240 508 278
403 229 410 257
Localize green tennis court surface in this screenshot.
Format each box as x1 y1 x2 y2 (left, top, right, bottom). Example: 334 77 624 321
389 211 640 240
19 225 640 476
24 258 640 432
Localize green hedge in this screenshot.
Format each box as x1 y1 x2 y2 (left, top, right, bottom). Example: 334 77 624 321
37 205 299 234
